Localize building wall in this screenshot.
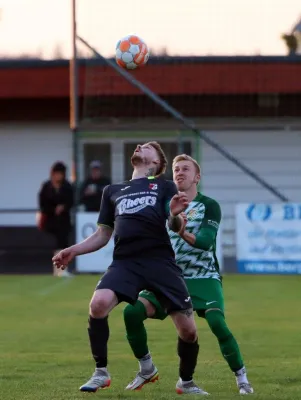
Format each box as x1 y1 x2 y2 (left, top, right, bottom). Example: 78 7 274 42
0 123 72 225
201 129 301 257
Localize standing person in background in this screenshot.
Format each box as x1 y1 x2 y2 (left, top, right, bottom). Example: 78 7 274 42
79 161 111 212
38 162 74 273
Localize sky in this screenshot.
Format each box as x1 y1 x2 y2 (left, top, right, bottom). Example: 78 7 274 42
0 0 300 59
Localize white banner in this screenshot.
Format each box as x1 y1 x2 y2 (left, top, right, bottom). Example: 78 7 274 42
75 212 114 273
236 203 301 274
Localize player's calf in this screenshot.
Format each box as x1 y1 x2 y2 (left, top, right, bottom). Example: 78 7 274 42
171 309 199 381
205 309 254 394
171 308 209 395
82 288 119 393
124 300 160 390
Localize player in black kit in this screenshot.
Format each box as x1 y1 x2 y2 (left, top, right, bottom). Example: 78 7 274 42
53 142 207 395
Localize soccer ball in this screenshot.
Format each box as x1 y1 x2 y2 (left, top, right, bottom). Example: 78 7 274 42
115 35 149 70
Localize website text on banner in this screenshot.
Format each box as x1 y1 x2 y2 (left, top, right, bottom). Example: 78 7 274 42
76 212 223 273
236 203 301 275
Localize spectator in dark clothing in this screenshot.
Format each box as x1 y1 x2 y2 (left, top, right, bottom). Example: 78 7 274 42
79 160 111 212
38 162 74 250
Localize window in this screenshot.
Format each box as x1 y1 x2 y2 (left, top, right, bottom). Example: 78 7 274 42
124 141 192 181
83 143 111 180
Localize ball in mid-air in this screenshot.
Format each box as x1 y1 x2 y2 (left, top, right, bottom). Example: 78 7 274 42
115 35 149 70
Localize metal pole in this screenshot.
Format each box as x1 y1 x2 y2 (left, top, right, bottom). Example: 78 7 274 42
70 0 80 272
70 0 80 208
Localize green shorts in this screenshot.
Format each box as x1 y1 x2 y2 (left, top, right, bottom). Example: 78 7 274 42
139 278 224 320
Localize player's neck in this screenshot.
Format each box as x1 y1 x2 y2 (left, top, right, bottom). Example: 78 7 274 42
132 166 156 180
184 186 198 203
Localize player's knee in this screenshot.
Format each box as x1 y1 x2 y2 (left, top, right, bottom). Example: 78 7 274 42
177 320 197 342
180 327 197 342
123 299 148 326
171 309 197 342
123 303 143 325
89 290 116 318
89 298 109 318
138 297 156 318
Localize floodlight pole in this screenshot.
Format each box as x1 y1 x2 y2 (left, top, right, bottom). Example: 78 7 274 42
70 0 80 272
70 0 80 208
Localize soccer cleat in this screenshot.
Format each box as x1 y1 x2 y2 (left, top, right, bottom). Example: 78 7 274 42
79 368 111 392
176 379 209 395
238 382 254 394
125 367 159 390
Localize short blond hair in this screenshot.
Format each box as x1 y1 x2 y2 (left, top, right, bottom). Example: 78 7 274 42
146 141 168 176
172 154 201 175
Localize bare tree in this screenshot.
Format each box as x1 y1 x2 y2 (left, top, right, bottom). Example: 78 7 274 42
52 44 65 59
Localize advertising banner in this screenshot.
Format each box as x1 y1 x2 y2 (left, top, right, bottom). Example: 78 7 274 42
236 203 301 274
76 212 114 273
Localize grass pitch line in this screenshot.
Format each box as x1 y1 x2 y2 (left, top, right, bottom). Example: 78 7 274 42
37 275 74 296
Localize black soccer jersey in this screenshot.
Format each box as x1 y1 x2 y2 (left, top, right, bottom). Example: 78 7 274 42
97 177 178 259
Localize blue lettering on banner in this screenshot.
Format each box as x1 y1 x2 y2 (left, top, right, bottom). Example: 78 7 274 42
238 261 301 274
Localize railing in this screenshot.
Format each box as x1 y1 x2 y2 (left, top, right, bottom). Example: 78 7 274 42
0 209 38 228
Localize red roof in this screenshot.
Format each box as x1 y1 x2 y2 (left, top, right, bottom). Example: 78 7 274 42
0 57 300 98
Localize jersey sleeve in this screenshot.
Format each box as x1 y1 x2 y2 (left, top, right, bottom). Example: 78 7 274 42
194 199 221 250
97 185 115 229
164 180 178 216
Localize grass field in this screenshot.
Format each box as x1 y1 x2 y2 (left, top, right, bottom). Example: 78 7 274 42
1 274 301 400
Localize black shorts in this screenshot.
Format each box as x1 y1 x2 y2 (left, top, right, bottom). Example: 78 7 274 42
96 258 192 314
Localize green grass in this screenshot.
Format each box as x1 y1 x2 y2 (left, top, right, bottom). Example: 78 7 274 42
1 274 301 399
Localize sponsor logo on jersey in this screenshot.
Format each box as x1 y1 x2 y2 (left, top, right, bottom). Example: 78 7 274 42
117 196 157 215
187 209 198 220
149 183 158 190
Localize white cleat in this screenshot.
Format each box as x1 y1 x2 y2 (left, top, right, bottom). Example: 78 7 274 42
125 367 159 390
176 378 209 395
79 368 111 392
238 382 254 394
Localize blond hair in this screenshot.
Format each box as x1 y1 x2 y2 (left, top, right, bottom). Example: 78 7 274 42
172 154 201 175
146 141 168 176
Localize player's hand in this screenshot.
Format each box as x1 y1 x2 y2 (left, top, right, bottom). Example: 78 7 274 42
178 212 187 236
170 192 189 216
84 187 93 196
52 247 76 270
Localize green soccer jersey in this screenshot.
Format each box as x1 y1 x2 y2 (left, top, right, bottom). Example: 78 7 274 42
168 192 221 280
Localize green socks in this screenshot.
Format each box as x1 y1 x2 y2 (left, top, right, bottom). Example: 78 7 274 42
123 300 149 359
205 309 244 372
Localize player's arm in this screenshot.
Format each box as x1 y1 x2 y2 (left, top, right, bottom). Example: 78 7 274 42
180 199 221 250
164 181 186 233
69 224 113 256
70 185 114 256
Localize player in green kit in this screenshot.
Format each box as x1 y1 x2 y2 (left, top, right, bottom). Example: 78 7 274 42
123 154 254 395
